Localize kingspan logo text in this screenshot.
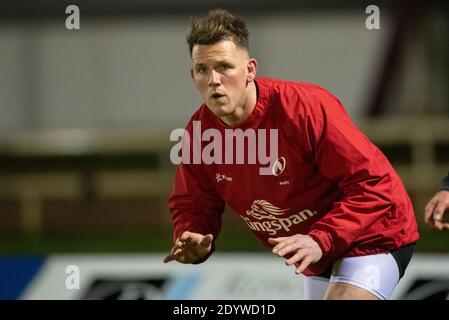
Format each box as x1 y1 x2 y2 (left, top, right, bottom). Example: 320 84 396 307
242 200 317 235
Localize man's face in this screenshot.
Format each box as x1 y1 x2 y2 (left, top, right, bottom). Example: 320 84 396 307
191 40 257 119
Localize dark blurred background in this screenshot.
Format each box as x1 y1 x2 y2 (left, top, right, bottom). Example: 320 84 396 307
0 0 448 265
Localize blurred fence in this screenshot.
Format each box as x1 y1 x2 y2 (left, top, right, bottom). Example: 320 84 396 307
0 128 174 238
0 116 448 243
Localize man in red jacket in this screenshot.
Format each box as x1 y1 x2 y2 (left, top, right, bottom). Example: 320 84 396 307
164 9 419 300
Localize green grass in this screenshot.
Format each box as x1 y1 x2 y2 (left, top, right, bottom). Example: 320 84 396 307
415 226 449 252
0 229 263 255
0 224 447 255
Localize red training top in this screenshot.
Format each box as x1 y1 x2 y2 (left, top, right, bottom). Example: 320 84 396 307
168 77 419 276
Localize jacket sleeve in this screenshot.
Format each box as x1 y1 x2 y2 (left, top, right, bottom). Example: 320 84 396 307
300 89 396 260
167 124 225 259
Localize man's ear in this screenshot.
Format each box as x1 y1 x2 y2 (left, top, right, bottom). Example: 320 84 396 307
190 68 194 80
247 58 258 82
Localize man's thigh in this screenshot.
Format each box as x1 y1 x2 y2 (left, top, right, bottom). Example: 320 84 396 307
303 252 400 300
324 282 379 300
328 253 399 300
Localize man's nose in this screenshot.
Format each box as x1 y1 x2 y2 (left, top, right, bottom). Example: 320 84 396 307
208 70 220 86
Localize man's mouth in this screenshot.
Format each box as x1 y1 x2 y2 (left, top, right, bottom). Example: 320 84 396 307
211 93 225 99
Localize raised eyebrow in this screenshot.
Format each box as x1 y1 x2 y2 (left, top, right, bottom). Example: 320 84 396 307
217 60 234 66
194 60 233 68
194 63 207 68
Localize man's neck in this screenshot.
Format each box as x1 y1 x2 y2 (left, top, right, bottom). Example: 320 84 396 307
220 81 257 126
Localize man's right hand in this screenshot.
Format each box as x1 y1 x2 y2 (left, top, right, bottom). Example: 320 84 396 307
163 231 214 264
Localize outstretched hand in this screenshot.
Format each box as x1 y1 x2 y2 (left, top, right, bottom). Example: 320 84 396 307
163 231 214 264
425 190 449 230
268 234 322 274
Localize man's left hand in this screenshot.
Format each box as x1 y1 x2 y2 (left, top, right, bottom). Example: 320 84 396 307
268 234 323 274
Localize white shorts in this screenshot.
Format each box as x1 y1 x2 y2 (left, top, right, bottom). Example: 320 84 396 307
303 253 400 300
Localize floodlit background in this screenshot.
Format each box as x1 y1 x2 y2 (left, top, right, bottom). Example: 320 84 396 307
0 0 448 299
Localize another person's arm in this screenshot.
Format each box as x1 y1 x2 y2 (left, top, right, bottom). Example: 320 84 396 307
424 172 449 230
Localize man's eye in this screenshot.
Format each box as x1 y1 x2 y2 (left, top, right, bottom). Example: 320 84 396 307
197 67 208 74
219 64 231 71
